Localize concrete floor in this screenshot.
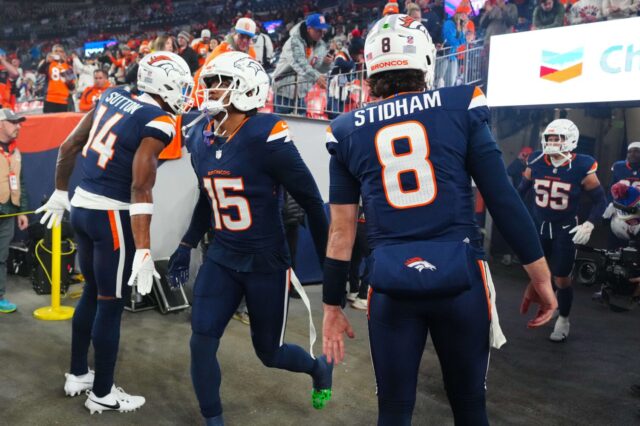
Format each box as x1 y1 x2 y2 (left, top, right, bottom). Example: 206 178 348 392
1 263 640 426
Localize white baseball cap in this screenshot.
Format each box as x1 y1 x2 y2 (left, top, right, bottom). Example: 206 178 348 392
201 29 211 39
235 17 256 37
628 142 640 151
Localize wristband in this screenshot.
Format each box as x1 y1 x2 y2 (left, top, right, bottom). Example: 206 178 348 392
322 257 350 307
129 203 154 216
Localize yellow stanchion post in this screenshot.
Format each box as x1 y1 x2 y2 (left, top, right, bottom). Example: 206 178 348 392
34 223 75 320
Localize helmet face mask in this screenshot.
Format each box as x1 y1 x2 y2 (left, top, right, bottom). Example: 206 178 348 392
541 118 579 157
136 51 194 115
197 52 269 135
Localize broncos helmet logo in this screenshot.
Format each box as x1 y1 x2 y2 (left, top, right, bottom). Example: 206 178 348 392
233 57 263 76
404 257 437 272
398 15 431 39
147 55 183 77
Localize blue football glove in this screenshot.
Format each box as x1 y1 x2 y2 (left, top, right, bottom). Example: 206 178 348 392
167 244 191 289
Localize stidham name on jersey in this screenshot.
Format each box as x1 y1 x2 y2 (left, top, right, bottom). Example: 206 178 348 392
103 91 144 115
354 91 441 127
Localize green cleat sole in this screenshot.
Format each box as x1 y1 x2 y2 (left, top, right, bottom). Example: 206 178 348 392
312 389 332 409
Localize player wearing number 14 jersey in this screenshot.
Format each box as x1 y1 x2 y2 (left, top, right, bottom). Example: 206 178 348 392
37 52 194 414
321 14 557 426
519 119 606 342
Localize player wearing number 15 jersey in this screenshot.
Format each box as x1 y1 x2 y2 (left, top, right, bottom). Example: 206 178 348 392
165 52 332 425
37 52 193 414
519 119 606 342
321 14 556 426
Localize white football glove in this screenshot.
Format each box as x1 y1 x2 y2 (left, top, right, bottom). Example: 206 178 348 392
128 249 160 295
602 202 616 220
35 189 70 229
569 221 594 245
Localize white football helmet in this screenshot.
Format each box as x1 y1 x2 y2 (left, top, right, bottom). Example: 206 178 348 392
137 51 193 115
541 119 579 157
197 51 269 135
364 14 436 89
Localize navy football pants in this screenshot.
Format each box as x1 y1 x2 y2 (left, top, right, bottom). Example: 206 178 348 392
190 258 317 418
368 262 491 426
69 207 134 397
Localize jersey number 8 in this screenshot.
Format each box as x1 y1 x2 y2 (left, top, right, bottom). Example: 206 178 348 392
374 121 437 209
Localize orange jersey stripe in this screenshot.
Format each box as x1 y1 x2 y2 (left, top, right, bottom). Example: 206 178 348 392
477 260 492 321
107 210 120 251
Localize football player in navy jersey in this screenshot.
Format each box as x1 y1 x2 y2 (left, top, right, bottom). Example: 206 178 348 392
36 52 193 414
166 52 331 426
519 119 607 342
321 14 556 426
604 142 640 247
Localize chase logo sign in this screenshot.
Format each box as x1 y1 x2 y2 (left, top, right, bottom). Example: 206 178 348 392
540 48 584 83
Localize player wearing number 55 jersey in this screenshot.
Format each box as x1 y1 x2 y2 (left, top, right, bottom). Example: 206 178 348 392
37 52 193 414
519 119 606 342
322 14 556 426
165 52 332 426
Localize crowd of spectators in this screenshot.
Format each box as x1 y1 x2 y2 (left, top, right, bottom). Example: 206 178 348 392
0 0 638 115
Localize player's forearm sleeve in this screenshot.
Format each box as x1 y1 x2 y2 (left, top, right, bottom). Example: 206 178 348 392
517 176 533 198
329 155 360 204
266 144 329 264
468 124 543 264
181 189 212 248
586 185 606 224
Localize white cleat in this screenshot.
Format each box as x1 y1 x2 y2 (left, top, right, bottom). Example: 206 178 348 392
85 385 145 414
346 292 358 303
549 316 570 342
64 369 94 396
351 297 368 311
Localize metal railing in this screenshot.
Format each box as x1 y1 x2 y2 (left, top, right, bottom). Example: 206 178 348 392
267 39 485 120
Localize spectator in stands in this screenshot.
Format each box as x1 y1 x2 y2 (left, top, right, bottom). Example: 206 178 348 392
152 35 177 53
327 41 358 119
177 31 199 73
72 52 98 94
383 0 400 15
0 108 29 314
423 0 446 46
191 29 212 67
38 44 75 113
209 17 257 59
209 37 221 52
569 0 603 23
602 0 638 19
532 0 566 29
439 8 468 87
0 53 19 109
272 13 333 115
480 0 518 43
253 24 275 69
78 69 110 112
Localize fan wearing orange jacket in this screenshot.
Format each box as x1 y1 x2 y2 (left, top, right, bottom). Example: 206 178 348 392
78 69 111 112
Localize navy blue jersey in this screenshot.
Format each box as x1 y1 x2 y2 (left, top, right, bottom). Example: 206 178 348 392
78 87 175 202
528 152 597 223
185 113 327 272
611 160 640 188
328 86 490 248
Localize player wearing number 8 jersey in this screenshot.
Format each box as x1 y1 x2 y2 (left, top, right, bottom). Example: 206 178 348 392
519 119 606 342
322 14 557 426
36 51 193 413
165 52 332 425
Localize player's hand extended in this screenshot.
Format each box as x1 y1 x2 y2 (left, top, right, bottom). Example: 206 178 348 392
520 280 557 328
322 304 355 364
167 244 191 289
35 189 70 229
128 249 160 295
